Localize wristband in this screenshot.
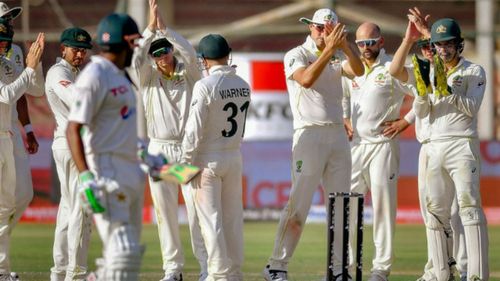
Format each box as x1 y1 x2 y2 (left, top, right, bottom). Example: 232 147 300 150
24 124 33 134
79 170 95 183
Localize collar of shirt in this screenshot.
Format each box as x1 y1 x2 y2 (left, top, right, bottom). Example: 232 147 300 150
91 55 124 75
363 48 390 75
208 64 236 76
302 35 321 57
446 56 464 76
56 57 79 74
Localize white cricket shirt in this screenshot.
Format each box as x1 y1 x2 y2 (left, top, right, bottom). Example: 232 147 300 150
284 36 344 129
182 65 251 163
46 58 80 149
343 49 413 144
68 55 138 162
413 58 485 140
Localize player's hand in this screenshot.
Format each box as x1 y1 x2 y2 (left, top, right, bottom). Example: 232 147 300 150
407 7 431 39
343 118 353 141
25 33 44 69
433 54 451 98
382 119 410 139
324 22 347 54
411 55 430 97
147 0 158 31
137 141 168 181
25 132 39 154
78 171 106 214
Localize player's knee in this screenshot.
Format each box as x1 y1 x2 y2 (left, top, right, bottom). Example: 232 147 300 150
425 212 443 230
459 206 485 226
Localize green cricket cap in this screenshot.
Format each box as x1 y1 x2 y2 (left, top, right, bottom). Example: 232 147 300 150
96 13 139 46
430 18 462 43
198 34 231 59
60 27 92 49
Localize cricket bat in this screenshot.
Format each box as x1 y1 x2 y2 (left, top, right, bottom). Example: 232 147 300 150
157 163 201 184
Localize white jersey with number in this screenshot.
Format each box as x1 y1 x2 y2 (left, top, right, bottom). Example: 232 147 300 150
284 36 344 129
343 49 413 144
46 58 80 149
68 55 138 162
130 28 201 141
413 58 485 140
182 65 251 163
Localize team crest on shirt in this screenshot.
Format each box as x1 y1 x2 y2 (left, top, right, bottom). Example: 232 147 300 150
3 63 12 76
296 160 303 173
15 54 21 66
452 75 463 87
374 73 387 86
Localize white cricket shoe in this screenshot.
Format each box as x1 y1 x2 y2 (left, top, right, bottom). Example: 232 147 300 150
368 271 388 281
0 273 16 281
160 272 183 281
262 265 288 281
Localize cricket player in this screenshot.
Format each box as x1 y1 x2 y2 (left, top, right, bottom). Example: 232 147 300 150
395 16 488 281
263 8 364 281
0 2 40 251
66 13 145 281
389 9 471 281
342 22 414 281
46 27 93 281
0 20 45 280
129 1 207 280
182 33 250 281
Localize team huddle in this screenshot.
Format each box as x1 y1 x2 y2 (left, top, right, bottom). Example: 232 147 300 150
0 1 489 281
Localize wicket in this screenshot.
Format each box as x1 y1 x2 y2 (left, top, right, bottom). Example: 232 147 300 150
326 192 364 281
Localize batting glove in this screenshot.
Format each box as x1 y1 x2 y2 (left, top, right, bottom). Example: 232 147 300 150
137 141 168 181
78 170 106 214
433 54 451 98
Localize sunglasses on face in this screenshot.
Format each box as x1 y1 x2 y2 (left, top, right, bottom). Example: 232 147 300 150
152 46 173 58
312 24 325 32
355 37 381 48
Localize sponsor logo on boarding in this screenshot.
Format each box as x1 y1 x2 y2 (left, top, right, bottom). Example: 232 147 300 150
120 105 136 120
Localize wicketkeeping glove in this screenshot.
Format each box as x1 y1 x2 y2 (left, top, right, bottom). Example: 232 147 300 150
78 170 106 214
411 54 431 97
433 54 451 99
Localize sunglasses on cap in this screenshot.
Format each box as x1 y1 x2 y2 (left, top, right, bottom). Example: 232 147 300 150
355 37 381 48
151 46 172 58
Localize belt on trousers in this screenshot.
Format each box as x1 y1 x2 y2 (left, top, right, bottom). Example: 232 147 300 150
0 130 13 138
149 138 181 145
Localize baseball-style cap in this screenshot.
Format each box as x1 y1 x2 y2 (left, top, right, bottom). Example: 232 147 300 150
96 13 140 46
0 17 13 42
149 37 173 55
60 27 92 49
198 34 231 59
416 38 430 48
430 18 462 43
299 8 338 25
0 2 22 20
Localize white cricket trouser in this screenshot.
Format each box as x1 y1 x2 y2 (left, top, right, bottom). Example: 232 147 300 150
418 142 467 279
148 139 207 276
425 138 488 281
268 125 351 275
349 140 399 275
12 129 34 226
191 150 244 281
88 154 145 281
0 132 16 274
50 148 92 281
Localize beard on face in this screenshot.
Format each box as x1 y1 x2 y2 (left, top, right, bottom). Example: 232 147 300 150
362 47 380 61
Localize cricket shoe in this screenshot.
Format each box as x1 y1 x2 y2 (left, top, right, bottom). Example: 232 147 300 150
368 271 388 281
0 273 18 281
263 265 288 281
160 272 183 281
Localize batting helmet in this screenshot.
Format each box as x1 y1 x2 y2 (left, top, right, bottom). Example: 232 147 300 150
197 34 231 60
60 27 92 49
96 13 139 46
430 18 462 43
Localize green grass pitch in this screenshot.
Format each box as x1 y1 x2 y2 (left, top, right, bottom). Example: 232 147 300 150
9 222 500 281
